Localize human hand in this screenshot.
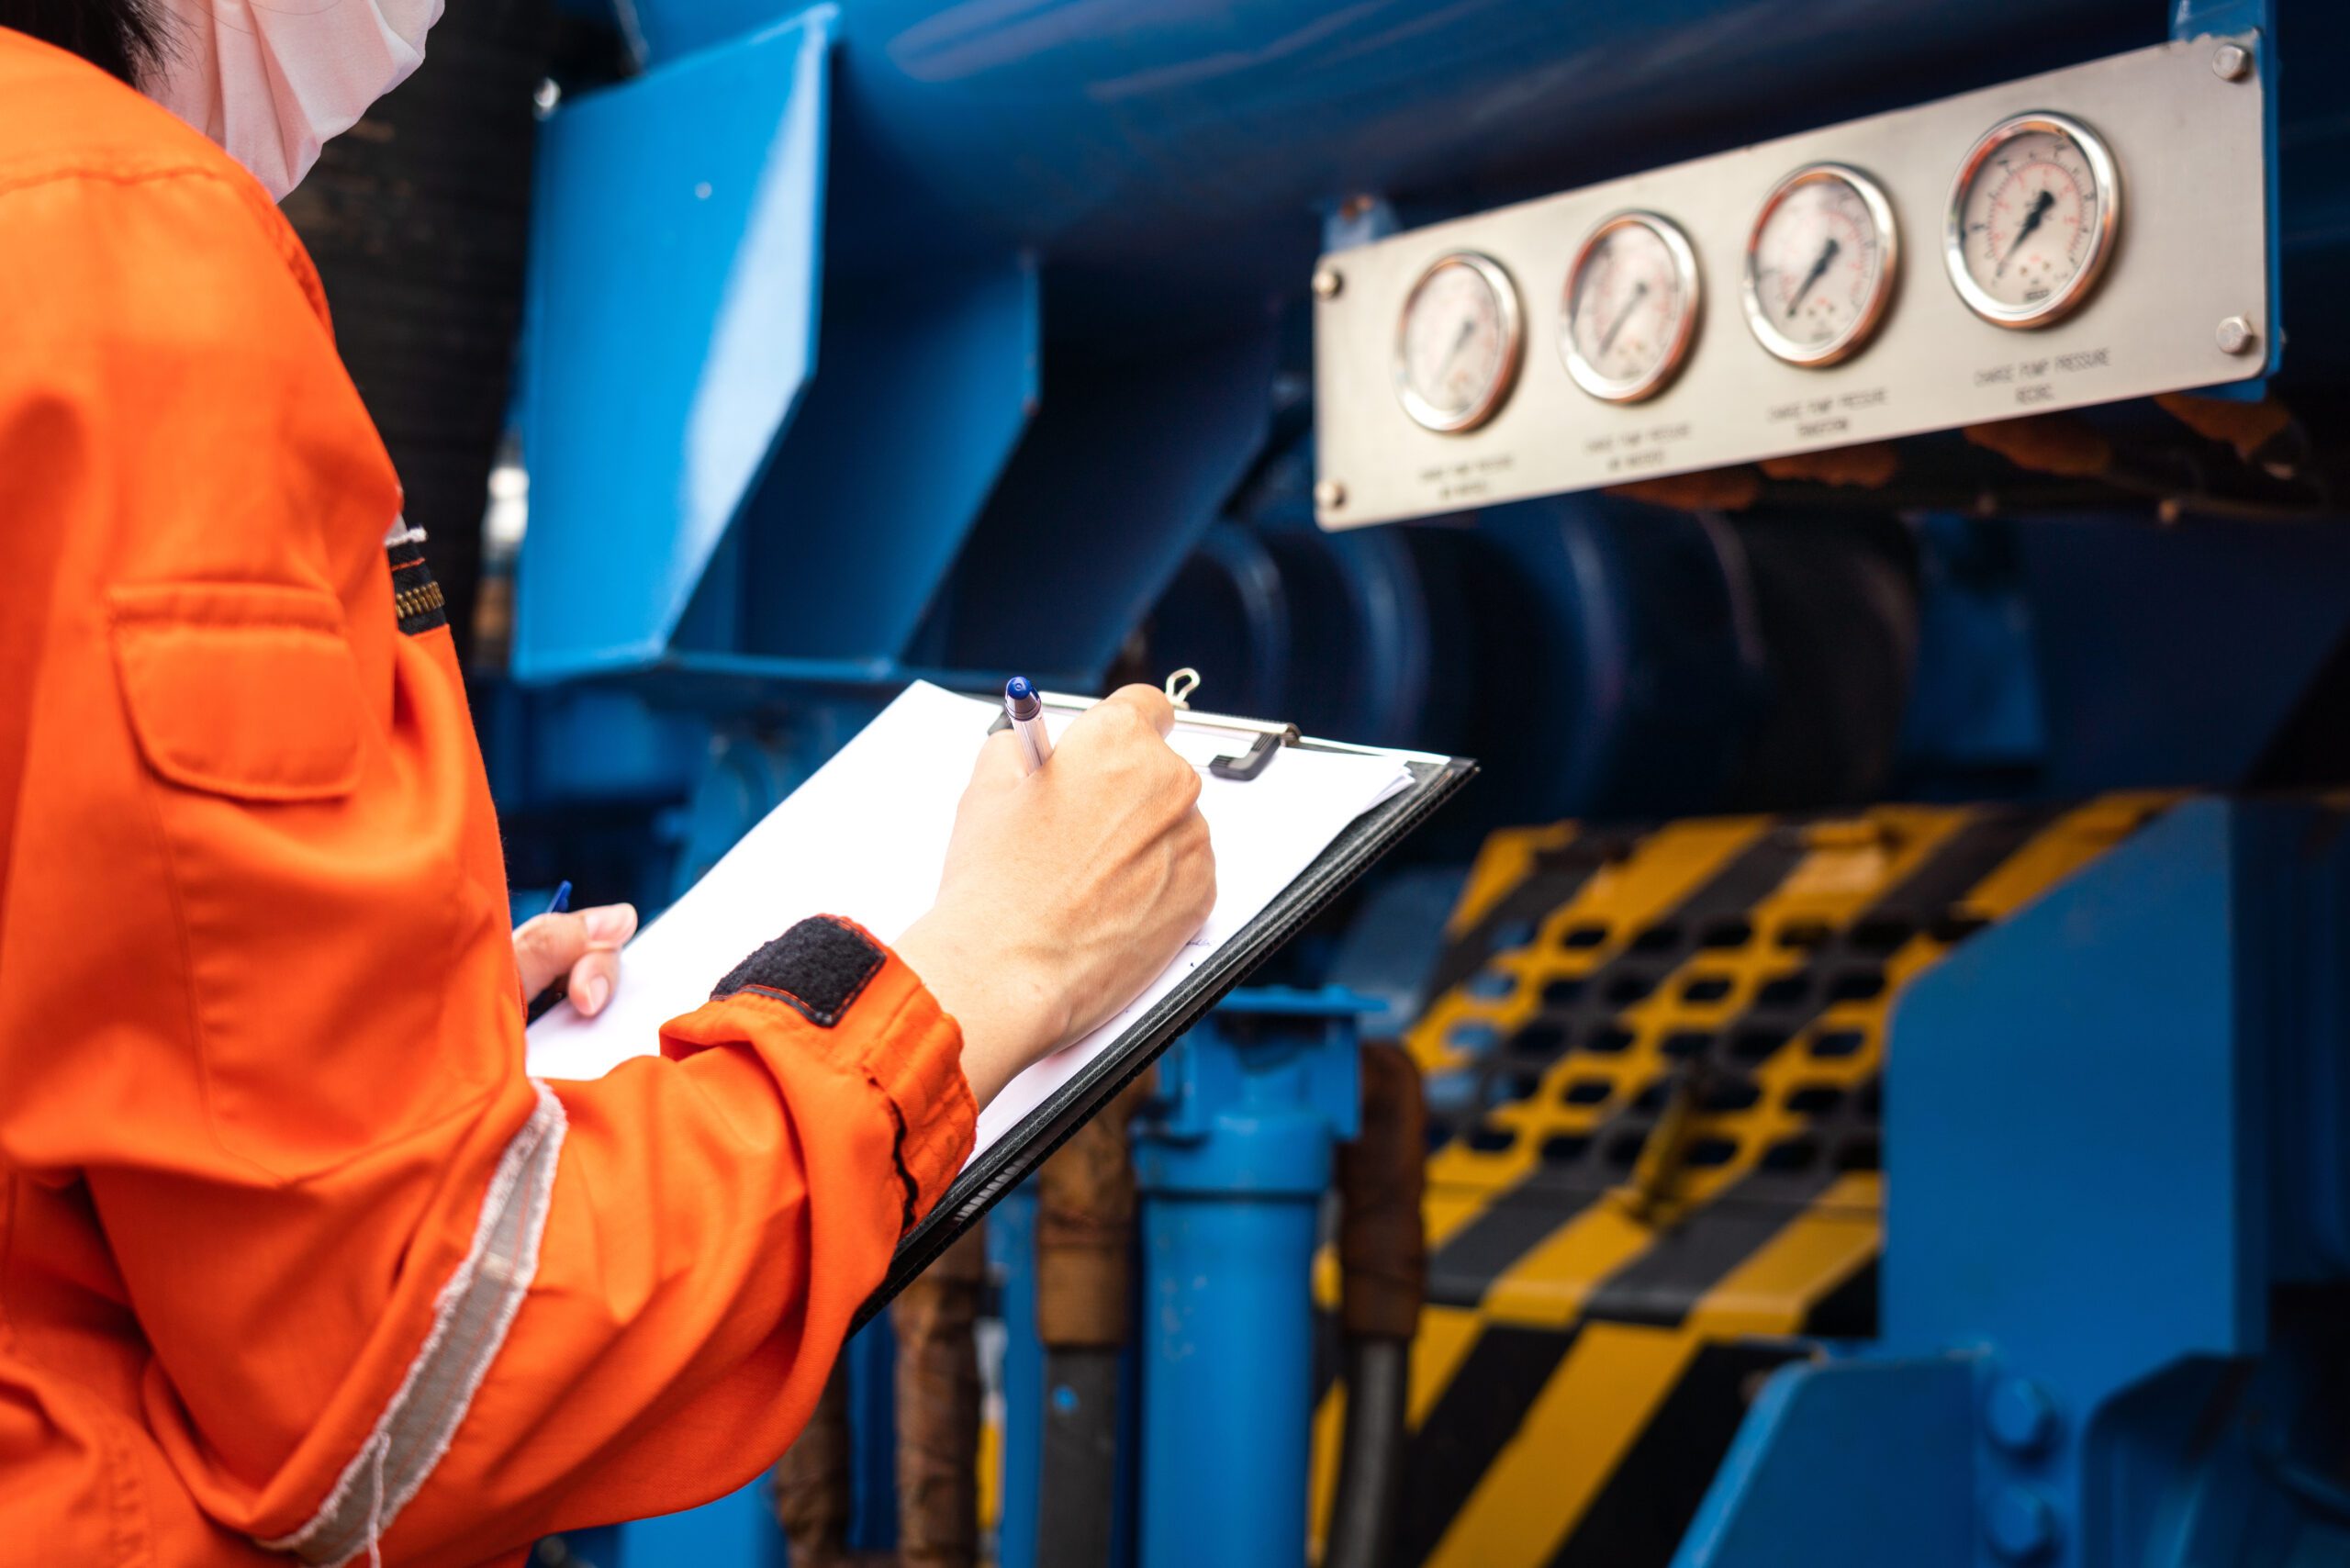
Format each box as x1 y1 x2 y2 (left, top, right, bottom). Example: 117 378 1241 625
895 685 1216 1109
513 902 638 1018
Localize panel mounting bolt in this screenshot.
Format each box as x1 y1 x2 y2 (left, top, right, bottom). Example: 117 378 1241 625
1986 1378 2056 1454
1986 1487 2058 1562
1315 479 1347 510
2217 315 2258 355
2212 40 2253 81
1313 267 1344 300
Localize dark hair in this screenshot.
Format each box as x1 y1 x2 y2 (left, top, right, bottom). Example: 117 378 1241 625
2 0 173 86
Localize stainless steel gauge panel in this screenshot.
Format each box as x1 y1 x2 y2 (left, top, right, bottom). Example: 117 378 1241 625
1743 162 1899 367
1313 34 2267 529
1561 212 1702 403
1943 110 2121 329
1393 252 1525 432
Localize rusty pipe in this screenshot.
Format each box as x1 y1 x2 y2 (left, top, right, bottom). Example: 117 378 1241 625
895 1224 989 1568
1326 1042 1427 1568
1033 1074 1150 1568
772 1362 856 1568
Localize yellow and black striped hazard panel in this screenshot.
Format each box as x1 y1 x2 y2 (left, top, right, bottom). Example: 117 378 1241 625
1307 796 2169 1567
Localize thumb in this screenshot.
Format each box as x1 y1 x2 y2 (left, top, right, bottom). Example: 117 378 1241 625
514 903 637 998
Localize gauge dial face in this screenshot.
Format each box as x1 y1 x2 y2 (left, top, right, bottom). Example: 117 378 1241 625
1393 252 1523 432
1945 112 2120 328
1743 164 1897 366
1561 212 1700 403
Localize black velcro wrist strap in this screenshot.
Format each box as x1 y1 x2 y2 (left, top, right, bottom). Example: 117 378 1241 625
711 915 886 1027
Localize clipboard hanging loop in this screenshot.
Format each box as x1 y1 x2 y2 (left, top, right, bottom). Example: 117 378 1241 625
1162 668 1277 779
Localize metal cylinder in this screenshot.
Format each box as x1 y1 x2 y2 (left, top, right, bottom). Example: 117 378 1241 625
1036 1079 1147 1349
592 0 2148 340
1325 1338 1412 1568
776 1227 988 1568
1034 1080 1147 1568
1136 1188 1324 1568
990 1185 1045 1568
1336 1042 1427 1342
772 1361 856 1567
894 1225 989 1568
1130 1002 1360 1568
1325 1041 1427 1568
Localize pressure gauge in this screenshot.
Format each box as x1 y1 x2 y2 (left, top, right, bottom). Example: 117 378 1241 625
1393 252 1524 433
1561 212 1700 403
1742 163 1898 367
1944 110 2120 329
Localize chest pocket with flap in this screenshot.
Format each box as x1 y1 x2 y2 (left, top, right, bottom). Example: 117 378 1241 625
106 580 486 1180
108 581 363 801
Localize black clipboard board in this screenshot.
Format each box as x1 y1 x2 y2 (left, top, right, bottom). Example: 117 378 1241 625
857 739 1475 1327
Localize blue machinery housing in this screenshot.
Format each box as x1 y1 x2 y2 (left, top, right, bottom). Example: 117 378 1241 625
491 1 2350 1564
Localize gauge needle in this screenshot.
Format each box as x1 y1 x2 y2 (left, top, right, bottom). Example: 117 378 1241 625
1998 188 2055 276
1785 237 1841 320
1434 317 1477 385
1597 280 1650 357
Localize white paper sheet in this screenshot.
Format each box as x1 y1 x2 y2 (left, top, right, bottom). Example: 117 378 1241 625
526 681 1415 1166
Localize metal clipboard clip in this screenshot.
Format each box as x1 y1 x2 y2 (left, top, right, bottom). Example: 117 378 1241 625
999 668 1301 782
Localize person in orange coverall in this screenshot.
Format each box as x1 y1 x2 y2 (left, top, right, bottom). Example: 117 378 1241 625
0 6 1216 1565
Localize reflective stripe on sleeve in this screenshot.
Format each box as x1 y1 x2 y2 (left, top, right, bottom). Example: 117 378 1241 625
261 1081 568 1567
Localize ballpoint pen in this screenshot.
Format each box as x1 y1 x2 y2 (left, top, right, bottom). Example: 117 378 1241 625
1004 676 1053 773
524 879 573 1023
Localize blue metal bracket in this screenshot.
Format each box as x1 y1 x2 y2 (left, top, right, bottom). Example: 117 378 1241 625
517 0 1051 690
517 7 835 682
716 253 1038 667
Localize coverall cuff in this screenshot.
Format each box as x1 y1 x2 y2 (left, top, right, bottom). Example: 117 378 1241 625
681 916 977 1231
846 934 980 1225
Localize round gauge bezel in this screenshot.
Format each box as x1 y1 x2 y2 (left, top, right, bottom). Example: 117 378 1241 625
1392 251 1526 434
1741 162 1900 368
1560 210 1703 404
1942 109 2121 330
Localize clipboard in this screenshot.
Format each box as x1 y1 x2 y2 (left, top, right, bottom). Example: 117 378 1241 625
861 686 1475 1326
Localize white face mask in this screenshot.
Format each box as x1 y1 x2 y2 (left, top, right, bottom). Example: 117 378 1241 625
149 0 445 201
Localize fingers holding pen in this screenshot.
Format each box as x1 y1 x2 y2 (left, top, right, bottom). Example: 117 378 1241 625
513 902 637 1016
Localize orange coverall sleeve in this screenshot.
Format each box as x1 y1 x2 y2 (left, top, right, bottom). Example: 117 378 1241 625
0 110 975 1568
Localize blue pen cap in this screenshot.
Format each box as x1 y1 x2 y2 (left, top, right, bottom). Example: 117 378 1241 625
1004 676 1042 721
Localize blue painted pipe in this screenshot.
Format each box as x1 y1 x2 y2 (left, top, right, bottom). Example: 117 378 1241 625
1128 992 1364 1568
1136 1193 1323 1567
990 1183 1045 1568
